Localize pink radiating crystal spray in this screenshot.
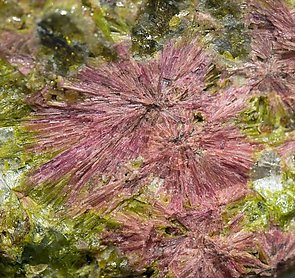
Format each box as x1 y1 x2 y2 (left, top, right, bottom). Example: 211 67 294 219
20 7 295 277
28 39 255 211
103 208 295 278
245 0 295 110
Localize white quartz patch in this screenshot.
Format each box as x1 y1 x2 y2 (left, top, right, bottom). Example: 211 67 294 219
253 175 283 194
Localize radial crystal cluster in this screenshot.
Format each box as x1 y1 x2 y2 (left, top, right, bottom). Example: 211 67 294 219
5 0 292 277
29 39 255 212
103 209 295 278
245 0 295 109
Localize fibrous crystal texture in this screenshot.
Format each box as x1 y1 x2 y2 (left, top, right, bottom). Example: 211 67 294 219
14 0 295 277
245 0 295 110
28 39 255 212
103 211 295 277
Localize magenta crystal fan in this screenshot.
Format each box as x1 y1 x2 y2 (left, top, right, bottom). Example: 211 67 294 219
0 0 294 277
